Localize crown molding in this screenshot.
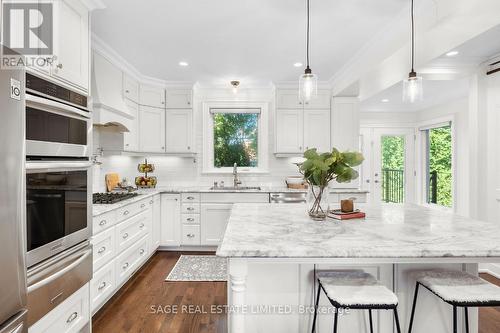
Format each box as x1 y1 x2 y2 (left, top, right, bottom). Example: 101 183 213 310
81 0 106 11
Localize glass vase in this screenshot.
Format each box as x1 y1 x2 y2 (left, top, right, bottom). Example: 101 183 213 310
307 185 330 220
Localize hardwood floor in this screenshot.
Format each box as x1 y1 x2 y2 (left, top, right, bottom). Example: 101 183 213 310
93 253 500 333
92 251 227 333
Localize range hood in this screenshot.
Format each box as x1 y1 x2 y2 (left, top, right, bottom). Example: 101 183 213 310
91 50 134 132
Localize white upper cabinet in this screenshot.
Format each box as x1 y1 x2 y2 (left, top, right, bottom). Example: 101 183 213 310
304 109 331 152
52 0 89 91
123 75 140 103
166 89 192 108
123 100 139 151
276 90 304 109
165 109 193 153
139 106 166 152
139 85 166 108
275 109 303 154
303 92 331 109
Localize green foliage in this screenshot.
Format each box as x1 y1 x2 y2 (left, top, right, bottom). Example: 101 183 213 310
299 148 364 187
381 136 405 170
428 126 452 207
213 113 258 168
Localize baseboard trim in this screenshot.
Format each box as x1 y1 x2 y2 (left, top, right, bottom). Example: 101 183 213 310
158 246 218 252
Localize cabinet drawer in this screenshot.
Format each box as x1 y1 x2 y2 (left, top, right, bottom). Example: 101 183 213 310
29 284 89 333
115 210 149 253
182 214 200 224
90 260 115 314
182 224 200 245
181 192 200 203
116 199 149 222
181 203 200 214
92 210 116 235
115 235 149 286
92 228 115 271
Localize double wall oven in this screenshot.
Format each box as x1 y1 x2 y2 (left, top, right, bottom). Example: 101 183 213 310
25 74 92 325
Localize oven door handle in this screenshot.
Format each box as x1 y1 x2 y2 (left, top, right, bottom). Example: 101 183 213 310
26 161 93 172
27 248 92 293
26 94 90 120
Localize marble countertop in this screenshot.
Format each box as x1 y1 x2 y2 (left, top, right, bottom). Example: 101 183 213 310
92 186 368 216
216 203 500 259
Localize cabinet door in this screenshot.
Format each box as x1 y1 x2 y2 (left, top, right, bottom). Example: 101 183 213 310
150 195 161 250
303 91 331 109
200 204 232 246
160 194 181 246
166 89 192 108
275 109 303 154
52 0 89 91
123 100 139 151
304 109 330 152
139 106 165 152
123 74 139 103
276 90 303 109
139 85 165 108
165 109 193 153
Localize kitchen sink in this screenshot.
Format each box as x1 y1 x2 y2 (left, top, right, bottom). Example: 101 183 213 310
209 186 262 191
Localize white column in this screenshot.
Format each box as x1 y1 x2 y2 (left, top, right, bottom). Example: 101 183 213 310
228 258 248 333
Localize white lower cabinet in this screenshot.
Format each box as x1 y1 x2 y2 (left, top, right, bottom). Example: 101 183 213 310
150 194 161 251
200 204 233 245
29 284 90 333
92 227 115 271
90 260 116 314
115 210 149 253
115 235 149 286
160 194 181 246
181 224 201 245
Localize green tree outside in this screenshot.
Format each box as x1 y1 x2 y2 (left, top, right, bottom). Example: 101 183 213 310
428 126 452 207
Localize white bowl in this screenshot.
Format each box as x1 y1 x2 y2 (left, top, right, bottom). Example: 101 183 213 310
286 176 304 185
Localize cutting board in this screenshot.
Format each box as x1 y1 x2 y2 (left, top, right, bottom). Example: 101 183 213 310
105 173 120 192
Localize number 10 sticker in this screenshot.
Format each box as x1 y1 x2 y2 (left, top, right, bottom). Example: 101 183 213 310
10 78 21 101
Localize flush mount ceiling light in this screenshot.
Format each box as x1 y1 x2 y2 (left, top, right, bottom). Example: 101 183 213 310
446 51 459 57
294 62 303 67
230 80 240 94
402 0 423 103
298 0 318 102
381 99 390 103
178 61 189 66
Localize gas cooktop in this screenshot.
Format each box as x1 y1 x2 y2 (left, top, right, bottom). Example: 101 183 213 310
93 192 139 204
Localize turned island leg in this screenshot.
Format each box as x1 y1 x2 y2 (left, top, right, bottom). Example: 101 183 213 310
228 259 248 333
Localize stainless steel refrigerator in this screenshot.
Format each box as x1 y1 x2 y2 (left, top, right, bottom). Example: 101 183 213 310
0 47 28 333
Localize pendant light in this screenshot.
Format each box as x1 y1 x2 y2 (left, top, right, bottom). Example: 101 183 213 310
299 0 317 102
403 0 423 103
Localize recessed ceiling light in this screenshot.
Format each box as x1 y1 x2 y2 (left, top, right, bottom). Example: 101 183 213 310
294 62 303 67
178 61 189 67
445 51 459 57
381 99 389 103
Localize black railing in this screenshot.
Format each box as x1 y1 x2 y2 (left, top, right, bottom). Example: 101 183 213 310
429 170 438 204
382 169 405 203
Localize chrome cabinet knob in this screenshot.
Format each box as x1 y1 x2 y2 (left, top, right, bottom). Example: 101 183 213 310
123 210 129 216
98 246 106 254
125 90 130 93
140 203 146 208
98 281 107 290
187 233 195 238
140 249 145 255
99 220 107 226
123 233 129 239
122 262 129 269
374 180 379 183
56 63 63 69
139 223 145 229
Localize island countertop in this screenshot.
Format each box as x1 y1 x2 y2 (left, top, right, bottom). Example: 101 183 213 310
216 203 500 260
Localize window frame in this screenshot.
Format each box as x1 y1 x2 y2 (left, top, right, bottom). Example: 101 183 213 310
417 116 456 211
202 101 269 174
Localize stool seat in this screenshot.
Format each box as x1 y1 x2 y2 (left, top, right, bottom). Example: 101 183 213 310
412 269 500 305
317 270 398 308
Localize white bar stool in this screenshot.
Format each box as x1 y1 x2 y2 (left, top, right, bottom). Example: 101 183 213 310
408 269 500 333
311 270 402 333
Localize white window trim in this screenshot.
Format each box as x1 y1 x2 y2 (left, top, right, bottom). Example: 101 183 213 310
202 101 269 174
416 115 456 212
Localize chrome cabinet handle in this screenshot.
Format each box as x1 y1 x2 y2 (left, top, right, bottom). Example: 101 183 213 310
366 179 370 183
187 233 195 238
98 246 106 254
187 101 191 105
122 262 129 269
139 223 145 229
187 196 195 200
66 312 78 323
98 281 107 290
123 210 129 216
374 180 379 183
140 203 146 208
56 63 63 69
186 218 194 222
99 220 107 226
140 249 145 255
123 233 129 239
299 101 303 105
187 146 191 150
50 292 64 304
187 207 194 211
125 90 130 93
299 146 302 150
149 200 154 204
162 146 165 150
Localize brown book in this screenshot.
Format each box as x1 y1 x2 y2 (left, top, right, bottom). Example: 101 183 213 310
329 211 366 220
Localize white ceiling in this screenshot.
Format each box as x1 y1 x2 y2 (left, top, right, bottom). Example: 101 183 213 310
92 0 405 86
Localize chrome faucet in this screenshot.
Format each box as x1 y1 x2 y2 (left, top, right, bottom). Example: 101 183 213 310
233 163 242 188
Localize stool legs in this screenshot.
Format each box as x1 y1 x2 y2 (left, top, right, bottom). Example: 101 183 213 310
464 307 469 333
394 309 402 333
368 309 374 333
333 310 338 333
311 283 321 333
408 282 420 333
453 306 457 333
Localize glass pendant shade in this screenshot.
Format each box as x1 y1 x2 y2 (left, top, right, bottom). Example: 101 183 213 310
402 74 423 103
299 72 318 102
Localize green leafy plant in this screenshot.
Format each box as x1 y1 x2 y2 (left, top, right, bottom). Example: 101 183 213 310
298 148 364 219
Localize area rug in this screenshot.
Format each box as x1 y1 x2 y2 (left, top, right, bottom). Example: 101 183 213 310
165 255 228 282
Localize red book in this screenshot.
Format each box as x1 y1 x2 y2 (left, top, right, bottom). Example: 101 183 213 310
328 211 366 220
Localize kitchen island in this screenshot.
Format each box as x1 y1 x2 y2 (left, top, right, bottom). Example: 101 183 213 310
216 203 500 333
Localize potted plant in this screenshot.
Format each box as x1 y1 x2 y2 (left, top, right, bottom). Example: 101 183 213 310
298 148 364 220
